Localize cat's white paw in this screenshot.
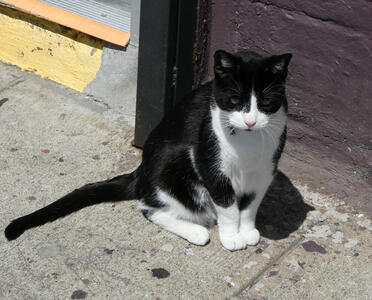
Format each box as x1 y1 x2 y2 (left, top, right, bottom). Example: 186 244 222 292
240 228 260 246
219 233 247 251
185 226 210 246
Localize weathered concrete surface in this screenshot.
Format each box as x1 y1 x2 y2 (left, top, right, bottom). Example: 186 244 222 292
1 63 371 299
202 0 372 217
85 44 138 128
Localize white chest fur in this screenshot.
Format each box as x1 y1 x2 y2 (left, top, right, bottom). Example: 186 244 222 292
211 106 287 196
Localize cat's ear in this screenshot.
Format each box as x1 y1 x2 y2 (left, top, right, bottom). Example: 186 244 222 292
268 53 292 77
214 50 237 78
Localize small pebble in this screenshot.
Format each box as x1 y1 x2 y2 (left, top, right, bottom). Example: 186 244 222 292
151 268 170 279
224 276 235 287
103 248 114 255
184 247 194 256
71 290 87 299
302 240 327 254
268 270 278 277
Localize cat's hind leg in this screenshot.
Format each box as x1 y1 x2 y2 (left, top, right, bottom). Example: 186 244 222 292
140 189 210 246
148 211 210 245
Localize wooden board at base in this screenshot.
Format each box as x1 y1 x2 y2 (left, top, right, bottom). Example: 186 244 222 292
0 6 104 92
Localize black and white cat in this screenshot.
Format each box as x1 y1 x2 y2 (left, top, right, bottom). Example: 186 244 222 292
5 50 291 251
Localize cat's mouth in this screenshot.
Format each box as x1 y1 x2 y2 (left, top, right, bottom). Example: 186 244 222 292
228 126 255 136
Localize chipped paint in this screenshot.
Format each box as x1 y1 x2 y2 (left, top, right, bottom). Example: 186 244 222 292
305 225 332 239
307 210 322 220
0 6 103 92
309 192 331 208
325 208 350 222
357 218 372 231
344 239 358 248
287 258 300 272
331 231 344 244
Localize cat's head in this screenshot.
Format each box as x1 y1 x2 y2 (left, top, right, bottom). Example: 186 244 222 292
212 50 292 131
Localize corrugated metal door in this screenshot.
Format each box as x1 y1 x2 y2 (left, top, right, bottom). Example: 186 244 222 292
39 0 131 34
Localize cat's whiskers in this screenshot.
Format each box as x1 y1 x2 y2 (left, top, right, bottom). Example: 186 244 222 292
229 77 242 93
219 116 232 128
262 82 284 94
268 121 286 128
260 129 265 163
268 117 286 126
266 123 283 138
262 127 277 150
261 81 277 94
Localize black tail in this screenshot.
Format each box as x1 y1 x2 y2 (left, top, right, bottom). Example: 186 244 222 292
4 172 138 241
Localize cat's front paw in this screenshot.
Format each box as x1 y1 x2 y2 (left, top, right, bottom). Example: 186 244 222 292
185 226 210 246
219 233 247 251
240 228 260 246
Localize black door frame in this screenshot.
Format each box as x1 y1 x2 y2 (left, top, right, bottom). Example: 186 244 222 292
134 0 198 147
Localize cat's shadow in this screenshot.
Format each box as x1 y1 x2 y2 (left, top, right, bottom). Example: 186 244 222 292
256 171 314 240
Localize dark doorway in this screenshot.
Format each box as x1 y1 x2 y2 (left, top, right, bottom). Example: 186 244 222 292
134 0 198 147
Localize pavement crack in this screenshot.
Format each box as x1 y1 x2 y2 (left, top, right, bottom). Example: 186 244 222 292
0 78 25 93
16 244 47 290
0 97 9 107
85 94 111 109
233 235 305 296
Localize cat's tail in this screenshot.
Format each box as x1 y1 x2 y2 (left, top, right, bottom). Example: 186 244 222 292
4 172 138 241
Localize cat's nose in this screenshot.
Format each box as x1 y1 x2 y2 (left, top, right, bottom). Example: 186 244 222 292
245 121 256 128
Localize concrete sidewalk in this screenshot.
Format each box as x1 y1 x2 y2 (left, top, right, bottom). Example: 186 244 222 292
0 62 371 299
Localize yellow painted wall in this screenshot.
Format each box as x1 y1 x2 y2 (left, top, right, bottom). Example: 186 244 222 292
0 6 104 92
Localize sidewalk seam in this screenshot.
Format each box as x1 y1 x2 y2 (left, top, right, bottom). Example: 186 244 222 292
233 235 305 297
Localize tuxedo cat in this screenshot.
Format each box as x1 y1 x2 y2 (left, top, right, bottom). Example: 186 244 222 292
5 50 291 251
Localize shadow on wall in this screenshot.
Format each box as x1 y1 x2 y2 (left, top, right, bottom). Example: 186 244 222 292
257 171 314 240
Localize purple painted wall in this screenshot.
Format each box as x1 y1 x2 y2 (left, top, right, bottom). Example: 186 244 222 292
197 0 372 214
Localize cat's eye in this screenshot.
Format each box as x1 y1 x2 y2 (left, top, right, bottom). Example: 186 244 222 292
230 98 240 104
